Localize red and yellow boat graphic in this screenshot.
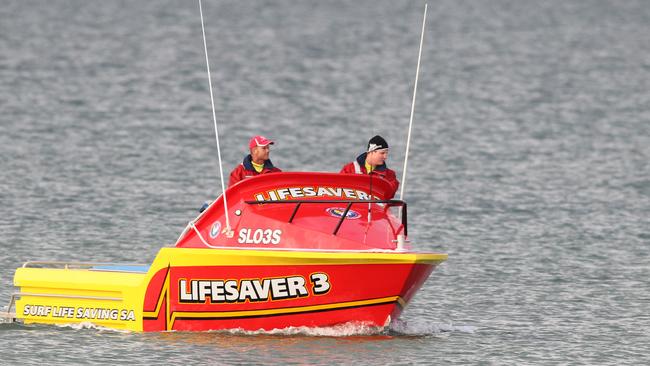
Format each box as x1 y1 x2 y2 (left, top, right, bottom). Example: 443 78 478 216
9 173 447 331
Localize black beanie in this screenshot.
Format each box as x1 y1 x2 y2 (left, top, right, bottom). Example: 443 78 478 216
367 135 389 152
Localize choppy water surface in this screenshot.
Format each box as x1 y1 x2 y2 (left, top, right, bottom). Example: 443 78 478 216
1 0 649 364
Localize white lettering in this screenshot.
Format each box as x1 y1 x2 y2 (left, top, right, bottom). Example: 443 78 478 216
211 280 226 302
198 280 211 301
191 279 198 301
100 309 110 320
271 229 282 244
36 305 51 316
328 188 343 196
239 280 257 301
237 228 282 245
303 187 316 197
317 187 331 196
277 188 290 200
245 228 254 243
357 190 370 200
225 280 239 302
254 187 374 201
270 278 289 299
262 229 272 244
179 279 193 301
238 228 247 243
64 307 74 318
179 276 310 303
311 273 331 294
69 307 129 320
253 229 263 243
253 279 271 299
287 277 308 297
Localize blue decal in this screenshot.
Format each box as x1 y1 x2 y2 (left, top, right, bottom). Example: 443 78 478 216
209 221 221 238
326 207 361 219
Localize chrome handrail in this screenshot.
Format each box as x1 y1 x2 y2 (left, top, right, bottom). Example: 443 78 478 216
11 292 122 301
2 294 18 321
22 261 149 269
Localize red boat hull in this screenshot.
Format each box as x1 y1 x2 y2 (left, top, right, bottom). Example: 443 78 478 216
142 249 441 331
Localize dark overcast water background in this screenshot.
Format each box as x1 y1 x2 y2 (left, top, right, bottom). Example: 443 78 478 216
1 0 649 364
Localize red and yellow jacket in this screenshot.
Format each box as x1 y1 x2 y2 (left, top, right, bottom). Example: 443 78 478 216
340 153 399 199
229 155 281 187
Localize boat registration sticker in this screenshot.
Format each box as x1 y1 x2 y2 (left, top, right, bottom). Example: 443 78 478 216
209 221 221 238
326 207 361 219
237 228 282 245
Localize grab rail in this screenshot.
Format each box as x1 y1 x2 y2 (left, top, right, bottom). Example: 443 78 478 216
2 294 18 322
244 199 407 237
11 292 122 301
22 261 149 269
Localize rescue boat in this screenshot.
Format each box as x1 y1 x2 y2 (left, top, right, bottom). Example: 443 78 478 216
6 172 447 331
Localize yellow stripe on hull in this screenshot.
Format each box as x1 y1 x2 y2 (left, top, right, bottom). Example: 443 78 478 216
154 247 448 267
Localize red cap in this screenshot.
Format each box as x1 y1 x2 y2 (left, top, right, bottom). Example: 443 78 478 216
249 135 274 149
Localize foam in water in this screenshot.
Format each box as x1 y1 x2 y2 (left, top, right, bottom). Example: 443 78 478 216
208 321 385 337
16 318 477 337
44 320 384 336
54 321 131 333
205 319 477 337
388 318 477 336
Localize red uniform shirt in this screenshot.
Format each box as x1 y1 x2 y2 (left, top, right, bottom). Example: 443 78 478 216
229 155 281 187
340 153 399 199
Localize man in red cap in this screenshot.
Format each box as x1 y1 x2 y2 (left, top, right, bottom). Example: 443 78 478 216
340 135 399 199
228 135 282 187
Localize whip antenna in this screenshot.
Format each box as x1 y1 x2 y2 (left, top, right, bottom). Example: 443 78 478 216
400 3 427 201
198 0 232 236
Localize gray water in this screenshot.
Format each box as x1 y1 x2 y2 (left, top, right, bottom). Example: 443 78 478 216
1 0 649 364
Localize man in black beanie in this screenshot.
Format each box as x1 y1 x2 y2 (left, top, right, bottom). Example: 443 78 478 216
340 135 399 198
